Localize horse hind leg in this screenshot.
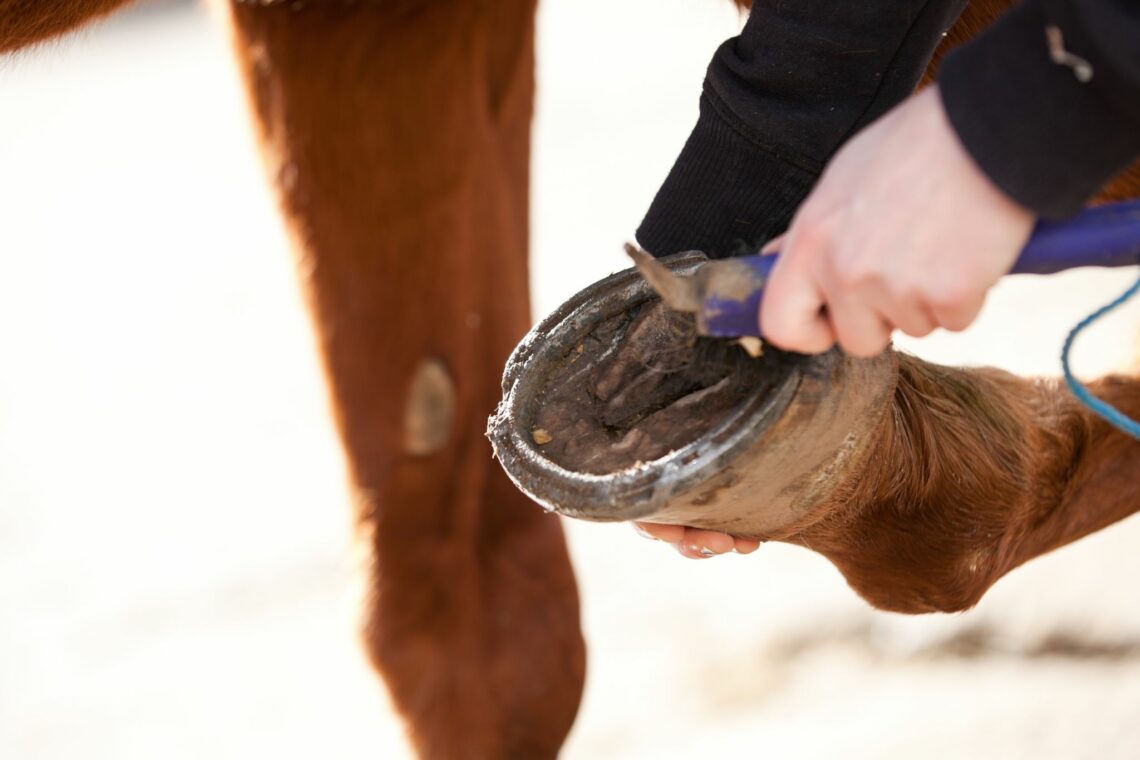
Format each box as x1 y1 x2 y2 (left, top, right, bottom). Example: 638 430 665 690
224 2 585 757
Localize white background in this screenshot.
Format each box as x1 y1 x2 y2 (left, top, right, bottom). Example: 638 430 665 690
2 1 1139 757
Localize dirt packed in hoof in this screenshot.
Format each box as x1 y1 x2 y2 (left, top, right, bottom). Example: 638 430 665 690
531 299 791 475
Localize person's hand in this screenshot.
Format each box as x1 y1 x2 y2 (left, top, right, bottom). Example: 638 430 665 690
759 86 1036 357
633 522 761 559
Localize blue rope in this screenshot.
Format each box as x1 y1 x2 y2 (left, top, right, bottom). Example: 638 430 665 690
1060 271 1140 440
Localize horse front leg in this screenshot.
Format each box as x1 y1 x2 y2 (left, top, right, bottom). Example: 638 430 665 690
224 2 585 756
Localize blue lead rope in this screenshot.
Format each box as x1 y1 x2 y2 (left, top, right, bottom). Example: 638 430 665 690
1060 271 1140 440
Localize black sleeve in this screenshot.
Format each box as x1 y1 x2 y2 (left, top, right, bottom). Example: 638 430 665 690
636 0 968 259
939 0 1140 219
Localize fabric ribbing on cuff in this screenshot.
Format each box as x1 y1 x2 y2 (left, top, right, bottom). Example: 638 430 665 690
939 0 1140 219
635 90 818 260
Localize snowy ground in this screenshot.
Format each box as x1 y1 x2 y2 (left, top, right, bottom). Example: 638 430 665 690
1 2 1138 758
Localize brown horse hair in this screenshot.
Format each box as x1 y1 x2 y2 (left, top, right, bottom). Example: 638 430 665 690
780 354 1139 614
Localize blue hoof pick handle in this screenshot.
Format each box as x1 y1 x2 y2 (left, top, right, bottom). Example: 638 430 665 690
628 199 1140 439
1003 199 1140 440
1016 201 1140 439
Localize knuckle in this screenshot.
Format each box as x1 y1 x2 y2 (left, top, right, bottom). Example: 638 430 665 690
886 278 924 304
832 257 884 294
787 228 821 257
789 216 837 254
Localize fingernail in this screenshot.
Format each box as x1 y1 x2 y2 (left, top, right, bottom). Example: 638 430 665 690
633 525 656 541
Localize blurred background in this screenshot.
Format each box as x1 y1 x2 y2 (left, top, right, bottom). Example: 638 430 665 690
1 1 1138 757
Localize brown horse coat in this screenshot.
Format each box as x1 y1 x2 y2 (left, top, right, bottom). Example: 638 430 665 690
1 1 1135 757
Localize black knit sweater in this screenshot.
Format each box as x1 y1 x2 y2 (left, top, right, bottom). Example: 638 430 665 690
636 0 1140 259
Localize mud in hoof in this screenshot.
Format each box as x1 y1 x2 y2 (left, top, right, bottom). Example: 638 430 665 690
488 255 877 533
530 300 799 475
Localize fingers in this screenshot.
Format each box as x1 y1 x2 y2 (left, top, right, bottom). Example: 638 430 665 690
825 295 893 358
679 530 736 558
929 285 987 332
633 522 684 544
633 523 762 559
879 297 937 338
763 225 982 355
759 250 836 354
734 537 762 554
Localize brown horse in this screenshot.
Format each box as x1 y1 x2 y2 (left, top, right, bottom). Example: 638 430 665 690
1 1 1135 758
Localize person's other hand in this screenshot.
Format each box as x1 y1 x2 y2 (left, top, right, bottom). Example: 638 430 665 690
759 86 1035 357
632 522 761 559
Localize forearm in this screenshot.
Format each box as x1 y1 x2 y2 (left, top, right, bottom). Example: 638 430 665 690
939 0 1140 218
637 0 968 258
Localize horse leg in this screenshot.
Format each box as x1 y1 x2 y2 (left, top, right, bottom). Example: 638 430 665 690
0 0 132 53
224 2 585 756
